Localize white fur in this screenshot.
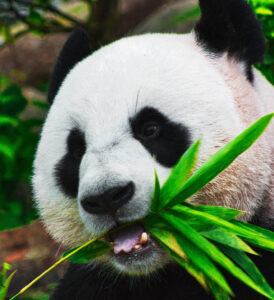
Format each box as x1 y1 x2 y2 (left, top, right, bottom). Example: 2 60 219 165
33 32 274 274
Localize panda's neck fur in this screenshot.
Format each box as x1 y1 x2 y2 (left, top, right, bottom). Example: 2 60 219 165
208 54 274 226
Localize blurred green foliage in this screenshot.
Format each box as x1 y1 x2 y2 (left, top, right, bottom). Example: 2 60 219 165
248 0 274 84
0 263 15 300
0 76 49 230
0 0 118 50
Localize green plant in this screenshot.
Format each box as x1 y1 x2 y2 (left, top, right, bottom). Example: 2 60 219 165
0 0 120 50
0 75 48 230
0 263 15 300
248 0 274 84
7 113 274 300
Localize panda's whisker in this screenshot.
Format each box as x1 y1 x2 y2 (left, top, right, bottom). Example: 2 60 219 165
134 89 141 115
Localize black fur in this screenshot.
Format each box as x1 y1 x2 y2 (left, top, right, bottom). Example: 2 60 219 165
195 0 266 82
50 245 273 300
54 128 86 198
131 107 191 168
48 28 92 104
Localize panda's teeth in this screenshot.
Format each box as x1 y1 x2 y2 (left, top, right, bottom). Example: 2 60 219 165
134 244 142 250
140 232 148 245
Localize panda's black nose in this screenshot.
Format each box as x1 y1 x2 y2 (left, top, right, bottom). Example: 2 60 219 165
81 182 135 215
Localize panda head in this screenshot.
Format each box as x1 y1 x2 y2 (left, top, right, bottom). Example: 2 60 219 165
33 0 273 276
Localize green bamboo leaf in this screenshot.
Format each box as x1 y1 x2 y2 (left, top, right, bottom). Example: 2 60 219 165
142 213 173 232
150 171 161 212
0 263 11 286
231 220 274 241
0 270 16 300
160 212 273 298
190 205 243 220
171 204 242 231
159 140 200 209
206 278 231 300
171 253 209 292
170 205 274 252
148 228 187 260
219 245 274 298
157 240 209 292
62 240 111 263
151 228 232 294
201 228 257 254
149 228 232 294
164 113 274 209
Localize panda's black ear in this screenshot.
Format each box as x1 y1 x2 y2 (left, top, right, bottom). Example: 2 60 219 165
48 28 92 104
195 0 266 82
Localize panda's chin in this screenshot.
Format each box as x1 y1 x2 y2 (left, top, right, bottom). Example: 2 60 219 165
107 246 169 276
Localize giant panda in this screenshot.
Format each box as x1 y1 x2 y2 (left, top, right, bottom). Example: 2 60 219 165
32 0 274 299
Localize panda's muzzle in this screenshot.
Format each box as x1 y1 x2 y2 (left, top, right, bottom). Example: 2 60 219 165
80 181 135 215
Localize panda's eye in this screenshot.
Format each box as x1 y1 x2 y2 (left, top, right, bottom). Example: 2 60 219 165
71 145 85 160
67 128 86 161
141 121 160 138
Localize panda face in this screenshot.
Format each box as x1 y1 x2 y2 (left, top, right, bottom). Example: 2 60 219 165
33 0 273 276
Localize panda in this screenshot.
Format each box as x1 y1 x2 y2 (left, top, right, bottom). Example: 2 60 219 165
32 0 274 299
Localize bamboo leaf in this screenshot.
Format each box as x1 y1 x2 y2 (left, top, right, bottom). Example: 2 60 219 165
171 205 274 252
164 113 274 208
219 244 274 298
231 220 274 241
201 228 257 254
159 140 200 210
0 270 16 300
157 240 209 292
0 263 11 286
190 205 242 220
171 204 242 231
206 278 231 300
171 253 209 292
148 228 187 260
150 171 161 212
149 227 233 294
62 240 111 263
160 212 273 298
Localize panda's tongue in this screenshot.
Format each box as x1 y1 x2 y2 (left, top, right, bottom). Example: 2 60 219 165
112 224 144 254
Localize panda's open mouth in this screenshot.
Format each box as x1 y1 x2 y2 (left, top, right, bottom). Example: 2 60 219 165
107 223 154 257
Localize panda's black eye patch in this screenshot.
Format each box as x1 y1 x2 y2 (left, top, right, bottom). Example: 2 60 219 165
54 128 86 198
68 128 86 160
141 121 160 139
131 107 191 168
